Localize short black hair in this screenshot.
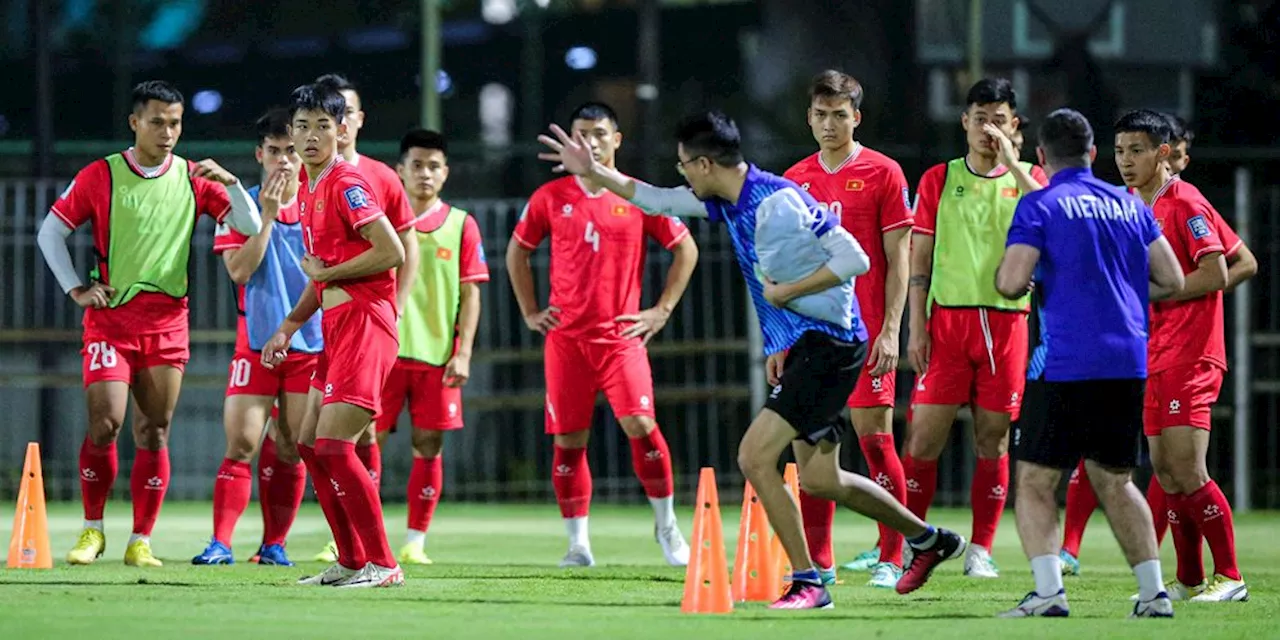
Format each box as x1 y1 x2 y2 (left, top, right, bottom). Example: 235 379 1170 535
400 129 448 159
675 110 744 167
131 80 184 112
809 70 864 110
568 101 619 128
1016 115 1032 132
1162 112 1194 147
966 78 1017 111
1037 108 1094 167
288 83 346 123
315 73 357 95
255 108 291 145
1114 109 1172 148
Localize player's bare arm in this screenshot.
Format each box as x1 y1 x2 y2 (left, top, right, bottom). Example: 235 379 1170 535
396 228 420 316
221 168 288 284
618 235 698 344
869 227 910 376
262 282 321 368
995 244 1040 299
906 233 935 373
444 281 482 388
1168 251 1228 302
304 216 405 283
1226 243 1258 291
982 123 1043 195
1147 236 1186 301
191 158 264 236
505 238 560 334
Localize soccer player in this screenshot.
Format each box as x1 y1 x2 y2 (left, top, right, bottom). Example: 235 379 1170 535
38 81 262 567
308 73 419 563
783 70 912 588
262 83 405 588
1057 111 1257 575
1112 110 1246 602
506 102 697 568
903 78 1047 578
192 108 316 567
378 129 489 565
994 107 1182 619
538 109 966 609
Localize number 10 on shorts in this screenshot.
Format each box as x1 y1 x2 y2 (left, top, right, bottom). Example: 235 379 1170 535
229 358 253 388
87 341 119 371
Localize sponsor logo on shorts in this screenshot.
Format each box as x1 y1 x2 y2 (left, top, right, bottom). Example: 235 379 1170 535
640 395 650 408
870 376 883 392
770 385 782 399
324 383 334 397
1168 399 1181 414
448 402 458 417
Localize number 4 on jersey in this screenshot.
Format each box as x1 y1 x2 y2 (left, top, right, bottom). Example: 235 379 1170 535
584 221 600 252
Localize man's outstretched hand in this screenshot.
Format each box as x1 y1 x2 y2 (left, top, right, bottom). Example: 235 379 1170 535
537 124 595 177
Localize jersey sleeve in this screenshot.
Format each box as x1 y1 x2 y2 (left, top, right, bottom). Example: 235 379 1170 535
379 170 416 232
459 214 490 283
50 161 110 229
1215 215 1243 258
190 167 233 222
213 223 250 254
1005 197 1046 251
512 189 550 249
643 209 692 249
333 175 386 230
912 164 947 235
1167 199 1224 263
1029 165 1050 188
878 163 915 233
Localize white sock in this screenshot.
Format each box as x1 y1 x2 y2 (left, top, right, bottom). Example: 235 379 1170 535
1134 559 1165 601
405 529 426 548
84 519 103 532
649 496 676 531
128 534 149 546
1030 554 1065 597
565 516 590 549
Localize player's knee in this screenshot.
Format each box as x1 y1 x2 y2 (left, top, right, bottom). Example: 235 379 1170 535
974 432 1009 459
273 438 302 465
619 415 656 438
798 461 837 499
412 429 445 458
1015 463 1057 497
133 417 170 451
904 428 943 460
1168 466 1210 495
86 413 124 446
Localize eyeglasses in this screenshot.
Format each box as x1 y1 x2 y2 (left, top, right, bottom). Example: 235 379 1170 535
675 156 706 177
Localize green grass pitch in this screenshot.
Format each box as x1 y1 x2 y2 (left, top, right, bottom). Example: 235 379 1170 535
0 502 1273 639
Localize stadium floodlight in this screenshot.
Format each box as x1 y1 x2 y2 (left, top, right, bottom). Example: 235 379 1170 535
482 0 517 24
192 90 223 115
565 46 597 71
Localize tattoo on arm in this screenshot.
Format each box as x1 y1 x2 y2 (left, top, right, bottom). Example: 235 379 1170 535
909 275 930 288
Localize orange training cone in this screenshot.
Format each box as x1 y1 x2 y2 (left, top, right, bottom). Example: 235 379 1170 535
731 481 780 602
773 462 802 588
8 443 52 569
681 467 733 614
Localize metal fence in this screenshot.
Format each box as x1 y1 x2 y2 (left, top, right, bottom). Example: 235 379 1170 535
1 170 1276 509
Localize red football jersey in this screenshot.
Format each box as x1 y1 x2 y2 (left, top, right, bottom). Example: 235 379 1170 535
512 176 690 341
784 145 913 338
355 154 415 233
1168 180 1244 259
214 197 302 352
52 148 231 334
1148 177 1227 373
298 157 395 306
913 161 1049 235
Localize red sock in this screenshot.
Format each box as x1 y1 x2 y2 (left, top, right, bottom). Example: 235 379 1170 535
970 455 1009 550
356 443 382 488
212 459 252 546
1147 476 1169 546
901 455 938 520
1167 492 1206 586
263 444 306 547
407 455 443 533
316 438 395 568
257 437 279 542
298 443 365 568
859 433 907 565
79 438 118 520
1187 481 1242 581
628 428 673 498
1061 459 1097 557
799 490 835 569
130 448 170 536
552 445 592 518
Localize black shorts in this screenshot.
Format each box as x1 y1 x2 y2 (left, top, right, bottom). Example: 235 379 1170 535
1016 378 1145 470
764 331 867 445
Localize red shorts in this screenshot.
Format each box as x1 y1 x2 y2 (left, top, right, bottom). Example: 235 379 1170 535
226 349 318 397
911 307 1028 420
310 301 399 418
544 332 655 434
1144 362 1223 435
81 326 189 388
848 368 896 409
376 359 464 433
